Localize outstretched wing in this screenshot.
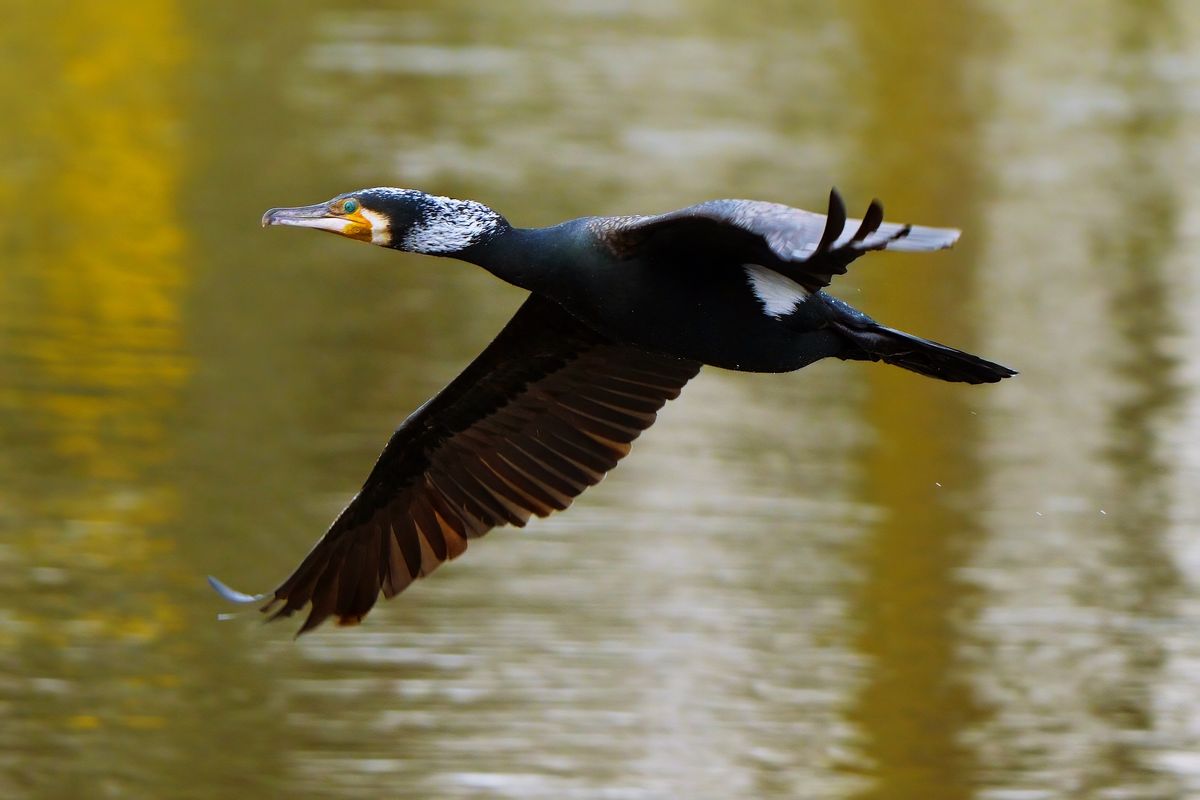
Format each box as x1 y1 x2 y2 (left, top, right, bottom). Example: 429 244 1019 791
595 189 960 292
253 294 701 634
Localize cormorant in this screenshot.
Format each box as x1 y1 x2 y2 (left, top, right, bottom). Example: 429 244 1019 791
209 187 1015 634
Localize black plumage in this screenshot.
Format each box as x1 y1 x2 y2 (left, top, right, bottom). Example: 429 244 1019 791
261 296 698 633
212 187 1014 633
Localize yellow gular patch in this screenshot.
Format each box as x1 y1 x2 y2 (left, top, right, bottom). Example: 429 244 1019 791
338 210 373 242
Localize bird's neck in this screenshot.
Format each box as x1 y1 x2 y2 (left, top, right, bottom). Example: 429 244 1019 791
456 225 572 294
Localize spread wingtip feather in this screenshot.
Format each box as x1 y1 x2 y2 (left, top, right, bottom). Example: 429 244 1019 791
207 575 267 604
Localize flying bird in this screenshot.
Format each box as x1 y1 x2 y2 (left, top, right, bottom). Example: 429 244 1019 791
209 187 1015 634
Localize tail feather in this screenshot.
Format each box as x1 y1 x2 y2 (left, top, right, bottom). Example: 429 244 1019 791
841 323 1017 385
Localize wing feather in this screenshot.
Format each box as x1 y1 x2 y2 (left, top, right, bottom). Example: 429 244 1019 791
595 188 960 292
251 294 699 634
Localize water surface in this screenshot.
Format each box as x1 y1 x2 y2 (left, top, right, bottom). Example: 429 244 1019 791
3 1 1200 798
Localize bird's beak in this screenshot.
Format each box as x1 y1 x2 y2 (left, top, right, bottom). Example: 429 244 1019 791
261 201 373 242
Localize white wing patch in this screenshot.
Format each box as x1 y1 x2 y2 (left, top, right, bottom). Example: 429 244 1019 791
743 264 810 318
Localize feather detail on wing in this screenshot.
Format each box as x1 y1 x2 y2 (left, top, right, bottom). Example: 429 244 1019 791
242 295 700 634
594 188 960 292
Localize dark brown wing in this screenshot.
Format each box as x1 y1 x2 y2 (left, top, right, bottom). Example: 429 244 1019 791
260 294 701 634
594 189 960 292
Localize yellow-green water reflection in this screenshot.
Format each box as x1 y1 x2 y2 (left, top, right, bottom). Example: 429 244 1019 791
3 1 1200 798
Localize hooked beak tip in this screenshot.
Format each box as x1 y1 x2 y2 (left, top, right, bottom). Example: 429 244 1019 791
258 201 367 240
260 201 337 230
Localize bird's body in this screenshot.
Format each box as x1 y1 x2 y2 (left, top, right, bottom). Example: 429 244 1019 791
212 187 1015 633
455 220 821 372
463 221 810 372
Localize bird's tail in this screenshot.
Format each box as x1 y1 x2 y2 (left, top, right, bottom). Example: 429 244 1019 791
837 321 1016 384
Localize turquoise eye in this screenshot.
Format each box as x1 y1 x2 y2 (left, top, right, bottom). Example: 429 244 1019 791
343 199 358 214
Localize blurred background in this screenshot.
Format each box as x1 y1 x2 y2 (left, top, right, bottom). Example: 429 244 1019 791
3 1 1200 798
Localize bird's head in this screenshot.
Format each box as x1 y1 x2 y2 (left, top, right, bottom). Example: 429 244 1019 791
261 188 508 255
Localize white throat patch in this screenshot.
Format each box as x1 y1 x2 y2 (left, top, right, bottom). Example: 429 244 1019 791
743 264 810 318
360 208 392 246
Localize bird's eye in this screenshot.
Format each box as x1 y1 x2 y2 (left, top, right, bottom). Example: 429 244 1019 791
342 199 358 214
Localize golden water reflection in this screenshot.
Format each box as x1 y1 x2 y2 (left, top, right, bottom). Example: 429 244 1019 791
0 2 195 797
842 2 994 798
3 1 1200 798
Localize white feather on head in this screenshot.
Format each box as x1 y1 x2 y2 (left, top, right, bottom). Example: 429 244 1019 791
359 188 506 254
